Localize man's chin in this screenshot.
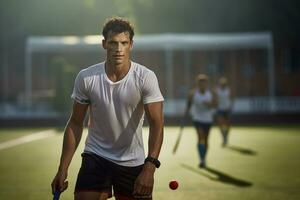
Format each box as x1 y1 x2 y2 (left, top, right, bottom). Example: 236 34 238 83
114 60 123 65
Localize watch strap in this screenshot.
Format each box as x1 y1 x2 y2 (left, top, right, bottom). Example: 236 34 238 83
145 156 161 168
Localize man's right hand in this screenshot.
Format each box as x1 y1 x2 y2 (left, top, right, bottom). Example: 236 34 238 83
51 169 69 194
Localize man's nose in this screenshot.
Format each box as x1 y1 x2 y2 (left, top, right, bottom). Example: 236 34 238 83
116 43 122 51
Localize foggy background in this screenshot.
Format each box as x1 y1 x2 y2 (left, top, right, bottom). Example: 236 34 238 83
1 0 300 125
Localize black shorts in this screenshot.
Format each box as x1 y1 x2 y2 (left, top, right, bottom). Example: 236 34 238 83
193 121 212 134
75 152 149 199
217 110 231 119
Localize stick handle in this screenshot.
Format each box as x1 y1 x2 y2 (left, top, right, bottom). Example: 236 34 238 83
53 191 60 200
172 125 184 154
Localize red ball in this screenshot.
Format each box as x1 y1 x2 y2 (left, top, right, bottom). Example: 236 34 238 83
169 180 179 190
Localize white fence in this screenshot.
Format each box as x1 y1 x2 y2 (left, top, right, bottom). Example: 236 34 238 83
1 97 300 118
164 97 300 116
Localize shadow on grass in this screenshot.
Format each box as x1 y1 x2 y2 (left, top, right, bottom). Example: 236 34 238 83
225 145 257 155
181 164 253 187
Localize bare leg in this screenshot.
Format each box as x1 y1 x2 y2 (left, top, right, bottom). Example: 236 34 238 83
196 127 207 168
223 116 231 145
217 115 228 146
115 195 152 200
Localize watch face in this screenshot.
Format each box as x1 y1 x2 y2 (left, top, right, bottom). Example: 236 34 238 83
156 161 161 168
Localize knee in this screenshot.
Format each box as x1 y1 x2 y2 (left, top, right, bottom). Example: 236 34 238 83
199 135 208 144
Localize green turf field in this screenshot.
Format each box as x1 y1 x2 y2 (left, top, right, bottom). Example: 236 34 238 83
0 126 300 200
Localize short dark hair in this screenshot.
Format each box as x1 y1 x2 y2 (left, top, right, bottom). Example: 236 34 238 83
102 17 134 40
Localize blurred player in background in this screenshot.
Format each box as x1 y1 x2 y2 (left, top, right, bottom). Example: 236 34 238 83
51 17 164 200
215 77 234 147
184 74 217 168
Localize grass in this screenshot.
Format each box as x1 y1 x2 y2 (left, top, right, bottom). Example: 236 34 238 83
0 128 46 142
0 126 299 200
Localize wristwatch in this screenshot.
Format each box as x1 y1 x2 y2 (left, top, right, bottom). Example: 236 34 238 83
145 156 161 168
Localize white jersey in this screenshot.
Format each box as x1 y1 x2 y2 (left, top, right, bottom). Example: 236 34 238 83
217 87 231 111
71 61 164 167
190 89 214 123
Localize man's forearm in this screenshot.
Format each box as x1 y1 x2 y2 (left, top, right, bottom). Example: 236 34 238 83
143 102 164 168
58 120 83 172
147 120 164 159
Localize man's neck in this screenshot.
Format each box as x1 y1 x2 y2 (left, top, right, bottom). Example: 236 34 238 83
105 60 131 82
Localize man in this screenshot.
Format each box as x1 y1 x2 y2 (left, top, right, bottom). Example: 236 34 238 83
215 77 234 146
51 17 164 200
184 74 217 168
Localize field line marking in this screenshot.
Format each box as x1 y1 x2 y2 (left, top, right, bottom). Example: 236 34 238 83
0 129 57 150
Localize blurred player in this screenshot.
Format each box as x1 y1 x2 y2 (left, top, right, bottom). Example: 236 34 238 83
51 17 164 200
215 77 234 146
184 74 217 168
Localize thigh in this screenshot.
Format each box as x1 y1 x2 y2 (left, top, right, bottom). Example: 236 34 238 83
75 191 110 200
202 122 212 135
224 111 231 124
194 121 211 134
74 153 113 197
216 111 226 124
200 123 212 146
218 110 231 121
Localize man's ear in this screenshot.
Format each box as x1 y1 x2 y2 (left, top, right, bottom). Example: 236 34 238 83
102 39 107 49
130 40 133 50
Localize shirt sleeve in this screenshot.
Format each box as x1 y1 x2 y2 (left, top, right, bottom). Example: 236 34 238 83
142 71 164 104
71 72 90 104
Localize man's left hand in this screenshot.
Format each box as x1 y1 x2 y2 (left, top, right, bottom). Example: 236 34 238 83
133 162 156 198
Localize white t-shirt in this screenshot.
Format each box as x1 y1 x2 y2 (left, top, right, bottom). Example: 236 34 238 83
190 89 214 123
71 61 164 167
217 87 231 111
